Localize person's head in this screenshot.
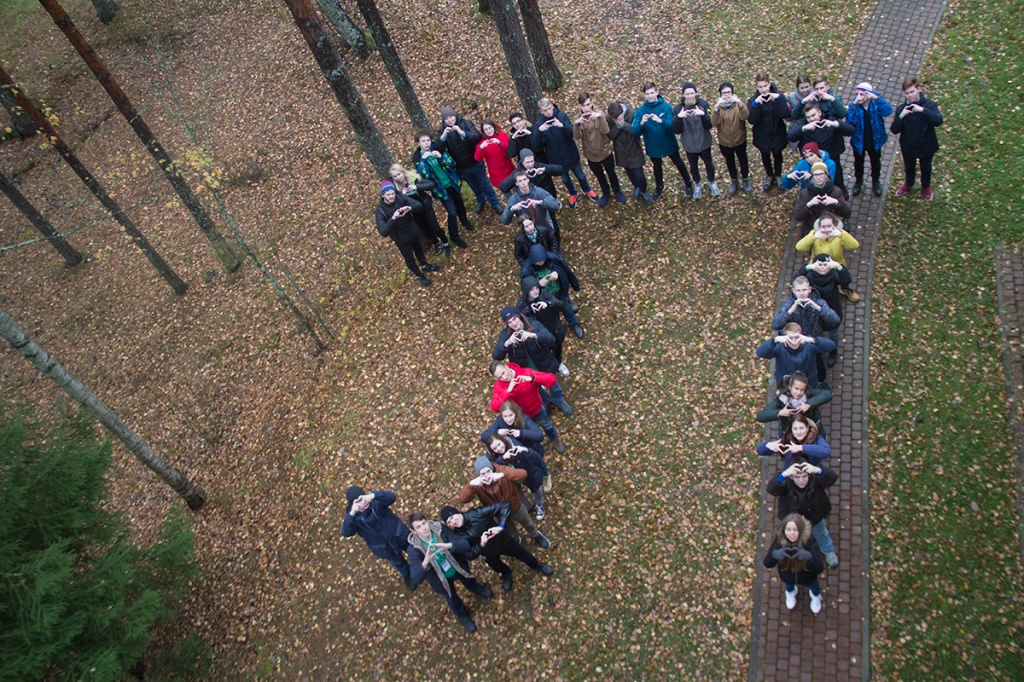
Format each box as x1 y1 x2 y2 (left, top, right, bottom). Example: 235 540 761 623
812 77 831 98
816 212 838 234
855 82 875 103
642 82 659 102
515 170 531 194
389 164 408 185
416 129 434 153
810 253 833 274
783 322 803 348
577 91 594 113
380 180 396 203
795 75 811 97
538 97 554 118
518 214 536 236
520 275 541 301
902 76 922 102
811 162 829 187
607 101 624 119
786 414 818 444
499 400 525 428
440 506 464 529
755 74 772 95
528 284 541 299
800 142 821 164
521 152 536 170
804 102 821 123
781 371 811 400
791 275 812 300
778 513 809 546
485 433 515 457
790 456 811 488
482 119 497 137
345 485 367 513
501 305 528 333
408 512 431 539
490 360 514 382
509 112 527 130
474 454 495 479
440 106 458 128
718 81 735 99
682 82 697 103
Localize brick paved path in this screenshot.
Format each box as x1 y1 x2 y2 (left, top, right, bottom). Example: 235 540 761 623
749 1 947 680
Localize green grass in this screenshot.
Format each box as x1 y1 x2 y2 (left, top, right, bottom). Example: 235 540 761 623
870 0 1024 678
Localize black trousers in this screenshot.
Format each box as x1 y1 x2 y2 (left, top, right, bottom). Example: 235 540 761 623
854 147 883 185
587 155 622 196
686 148 716 183
624 166 648 192
482 534 543 576
759 148 784 177
395 240 427 278
719 143 750 180
901 151 934 188
651 152 691 189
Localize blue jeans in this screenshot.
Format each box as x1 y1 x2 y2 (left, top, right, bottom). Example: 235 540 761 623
559 161 592 195
785 577 821 597
459 162 501 209
560 294 579 327
548 378 567 408
532 405 558 442
812 519 834 555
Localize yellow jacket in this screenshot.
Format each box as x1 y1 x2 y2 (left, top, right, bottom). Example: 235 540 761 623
795 220 860 266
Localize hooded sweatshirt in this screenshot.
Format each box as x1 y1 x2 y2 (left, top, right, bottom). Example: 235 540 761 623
672 91 713 154
501 183 561 234
631 95 680 158
516 275 566 337
519 244 580 299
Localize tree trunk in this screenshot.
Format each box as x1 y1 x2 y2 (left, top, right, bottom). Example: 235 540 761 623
88 0 117 24
0 87 37 137
37 0 241 274
517 0 562 91
0 310 207 510
487 0 544 123
354 0 430 132
0 170 84 266
0 67 188 295
316 0 372 60
284 0 394 179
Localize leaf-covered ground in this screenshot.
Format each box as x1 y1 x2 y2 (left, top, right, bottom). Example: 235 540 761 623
0 0 890 677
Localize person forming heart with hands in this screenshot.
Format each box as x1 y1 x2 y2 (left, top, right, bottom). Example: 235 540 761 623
764 513 825 612
891 76 943 200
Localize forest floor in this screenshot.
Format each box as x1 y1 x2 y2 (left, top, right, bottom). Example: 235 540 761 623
1 0 1021 679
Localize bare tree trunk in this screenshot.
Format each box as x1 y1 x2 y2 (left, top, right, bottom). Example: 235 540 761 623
487 0 543 123
0 72 188 295
354 0 430 131
283 0 394 179
37 0 241 274
0 170 83 266
517 0 562 91
0 310 206 510
88 0 117 24
0 87 37 137
316 0 372 60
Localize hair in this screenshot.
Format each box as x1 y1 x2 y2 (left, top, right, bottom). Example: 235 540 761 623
791 275 810 288
517 214 534 227
813 75 830 88
803 101 821 115
503 310 535 333
415 128 433 143
389 163 421 185
508 111 524 123
776 513 811 573
407 511 428 527
778 371 812 398
642 81 658 93
514 170 529 183
577 91 592 105
537 97 553 109
782 413 820 447
489 360 505 376
795 75 811 88
783 322 803 335
818 211 837 226
607 102 624 118
902 76 921 91
755 73 771 84
497 400 526 430
485 433 516 458
482 119 501 135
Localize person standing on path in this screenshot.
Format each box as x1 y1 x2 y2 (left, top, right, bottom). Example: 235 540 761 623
341 487 415 589
891 76 943 201
767 458 840 568
631 82 693 200
846 82 894 197
794 163 851 230
763 513 825 613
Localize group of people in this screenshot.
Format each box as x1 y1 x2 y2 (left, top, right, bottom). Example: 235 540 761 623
362 73 942 625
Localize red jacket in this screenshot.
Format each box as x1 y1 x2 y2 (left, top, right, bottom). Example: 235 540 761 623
475 131 516 188
490 363 556 418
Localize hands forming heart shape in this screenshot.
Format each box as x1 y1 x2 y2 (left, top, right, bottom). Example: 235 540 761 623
783 547 800 558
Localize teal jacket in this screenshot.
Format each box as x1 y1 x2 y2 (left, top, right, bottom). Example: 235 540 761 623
631 96 680 158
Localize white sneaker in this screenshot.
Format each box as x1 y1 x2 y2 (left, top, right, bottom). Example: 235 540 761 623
709 181 721 197
785 588 797 610
558 363 570 377
810 592 822 614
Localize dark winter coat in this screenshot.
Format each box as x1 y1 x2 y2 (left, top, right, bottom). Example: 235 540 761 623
341 490 409 559
506 126 544 164
534 104 581 166
498 149 564 196
516 276 566 339
520 244 580 298
793 179 851 230
847 96 894 153
407 524 473 596
747 85 792 152
757 337 836 388
791 89 847 120
671 97 713 154
375 194 423 246
436 113 483 169
607 103 646 169
764 533 824 587
631 96 680 158
771 291 841 337
890 95 942 157
492 318 560 374
501 184 561 234
514 224 557 265
396 178 443 239
767 465 838 524
795 263 853 320
494 446 547 492
788 117 855 158
446 502 513 560
480 413 545 453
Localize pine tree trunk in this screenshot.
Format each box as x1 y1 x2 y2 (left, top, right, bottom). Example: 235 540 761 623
37 0 241 274
0 310 207 510
0 87 37 137
354 0 430 132
284 0 394 179
88 0 118 25
517 0 562 91
0 170 83 266
488 0 544 123
316 0 372 60
0 67 188 295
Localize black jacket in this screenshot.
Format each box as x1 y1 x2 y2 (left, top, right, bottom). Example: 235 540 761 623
498 148 563 197
375 194 423 246
520 244 580 297
492 319 559 373
794 264 853 320
890 95 942 157
437 113 482 169
788 117 855 158
517 276 566 338
607 103 646 169
506 128 545 163
747 85 792 152
763 536 824 586
447 502 513 560
766 466 838 524
514 225 557 265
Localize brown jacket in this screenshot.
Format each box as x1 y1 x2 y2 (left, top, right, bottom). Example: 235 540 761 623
458 463 527 512
710 101 749 147
573 112 613 162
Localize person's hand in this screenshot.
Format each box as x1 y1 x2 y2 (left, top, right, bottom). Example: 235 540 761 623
513 200 529 211
771 547 789 561
649 114 662 124
800 334 815 344
821 195 839 206
789 443 804 453
527 168 542 177
641 113 651 124
794 547 813 561
505 334 519 348
402 185 416 195
497 428 519 438
773 334 788 344
788 301 801 314
802 93 816 104
778 407 794 418
803 122 816 132
677 108 688 118
900 106 913 119
481 527 502 545
820 92 834 102
781 464 801 478
469 475 484 487
827 119 839 128
829 260 842 270
538 120 551 131
797 403 812 414
693 106 705 116
538 276 550 287
512 128 527 138
531 301 547 311
802 463 822 475
548 271 559 281
550 117 563 128
807 299 821 311
807 195 821 206
491 471 504 480
766 440 783 453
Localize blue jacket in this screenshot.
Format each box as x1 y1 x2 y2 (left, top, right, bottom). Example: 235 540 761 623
756 337 836 388
480 413 545 453
780 150 837 190
534 105 581 166
341 490 409 559
496 446 547 491
520 243 580 295
631 96 680 158
847 96 894 153
757 435 832 468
